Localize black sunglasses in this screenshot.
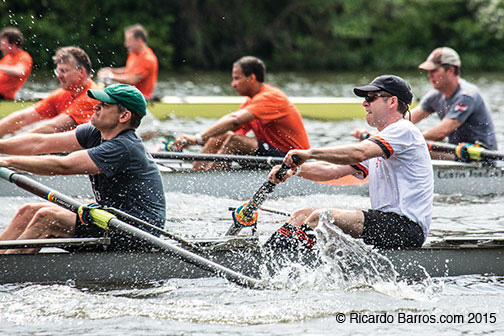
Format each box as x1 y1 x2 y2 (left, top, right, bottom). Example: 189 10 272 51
365 93 392 103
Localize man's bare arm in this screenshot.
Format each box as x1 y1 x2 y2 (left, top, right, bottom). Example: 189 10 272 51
0 107 45 138
0 63 27 77
0 131 83 156
29 114 79 134
422 118 461 141
0 150 101 176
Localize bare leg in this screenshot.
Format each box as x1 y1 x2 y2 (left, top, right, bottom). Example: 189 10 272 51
303 208 365 238
193 133 230 170
194 132 259 171
3 204 76 254
287 208 319 227
0 203 50 242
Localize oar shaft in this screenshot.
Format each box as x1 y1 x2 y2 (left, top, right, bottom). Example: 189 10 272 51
151 152 284 166
241 156 299 218
103 207 203 253
107 218 261 288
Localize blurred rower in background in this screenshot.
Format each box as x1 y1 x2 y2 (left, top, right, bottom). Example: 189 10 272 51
0 46 99 138
353 47 497 162
174 56 310 171
97 24 158 100
0 27 32 100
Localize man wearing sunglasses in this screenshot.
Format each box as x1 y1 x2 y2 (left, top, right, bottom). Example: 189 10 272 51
265 75 433 250
0 46 99 139
411 47 497 160
353 48 497 161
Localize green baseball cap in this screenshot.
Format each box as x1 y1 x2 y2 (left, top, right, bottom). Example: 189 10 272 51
87 84 146 117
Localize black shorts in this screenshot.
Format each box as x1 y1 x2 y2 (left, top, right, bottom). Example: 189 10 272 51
67 217 157 252
361 209 424 249
256 142 286 157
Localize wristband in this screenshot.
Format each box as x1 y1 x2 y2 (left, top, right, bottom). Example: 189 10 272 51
295 165 303 176
195 133 204 145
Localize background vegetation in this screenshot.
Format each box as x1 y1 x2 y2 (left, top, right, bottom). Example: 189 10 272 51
1 0 504 72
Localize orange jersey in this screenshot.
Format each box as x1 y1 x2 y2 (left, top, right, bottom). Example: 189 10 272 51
236 84 310 153
125 47 158 98
0 49 33 100
34 80 100 125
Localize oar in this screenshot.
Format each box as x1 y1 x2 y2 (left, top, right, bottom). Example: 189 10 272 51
0 167 262 289
151 152 284 166
228 206 291 217
427 141 504 161
226 155 300 236
101 206 204 253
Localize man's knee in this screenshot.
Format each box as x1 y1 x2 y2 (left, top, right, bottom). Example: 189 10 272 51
15 203 49 218
289 208 317 227
304 209 326 229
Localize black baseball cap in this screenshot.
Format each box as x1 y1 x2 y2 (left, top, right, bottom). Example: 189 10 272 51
354 75 413 105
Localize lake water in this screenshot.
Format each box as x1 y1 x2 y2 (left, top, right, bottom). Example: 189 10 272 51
1 73 504 335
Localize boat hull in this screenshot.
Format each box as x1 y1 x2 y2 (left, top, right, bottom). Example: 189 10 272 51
0 237 502 285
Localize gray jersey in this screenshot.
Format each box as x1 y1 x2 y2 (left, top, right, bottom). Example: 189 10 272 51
75 123 166 231
420 78 497 150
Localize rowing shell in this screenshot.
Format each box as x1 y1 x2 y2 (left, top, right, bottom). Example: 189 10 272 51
0 236 502 285
0 159 502 199
0 96 368 121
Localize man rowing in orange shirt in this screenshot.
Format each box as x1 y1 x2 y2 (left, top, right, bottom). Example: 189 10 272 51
97 24 158 100
175 56 310 170
0 47 99 138
0 27 32 100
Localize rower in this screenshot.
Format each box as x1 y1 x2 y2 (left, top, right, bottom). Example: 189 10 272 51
0 84 166 254
353 47 498 163
264 75 434 251
0 27 32 100
0 47 100 138
173 56 310 171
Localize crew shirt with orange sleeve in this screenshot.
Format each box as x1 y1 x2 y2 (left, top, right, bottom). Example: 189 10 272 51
125 47 158 99
235 84 310 153
33 80 100 125
0 49 33 100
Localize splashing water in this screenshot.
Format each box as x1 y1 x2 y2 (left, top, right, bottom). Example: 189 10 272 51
313 210 398 287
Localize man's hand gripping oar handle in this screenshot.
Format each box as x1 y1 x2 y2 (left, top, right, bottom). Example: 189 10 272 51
227 155 301 236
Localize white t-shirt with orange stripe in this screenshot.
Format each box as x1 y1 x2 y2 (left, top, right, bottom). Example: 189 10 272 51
351 118 434 238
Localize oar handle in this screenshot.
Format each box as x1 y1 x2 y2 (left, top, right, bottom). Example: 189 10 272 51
242 155 301 218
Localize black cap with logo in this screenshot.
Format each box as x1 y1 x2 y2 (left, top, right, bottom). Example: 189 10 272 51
353 75 413 105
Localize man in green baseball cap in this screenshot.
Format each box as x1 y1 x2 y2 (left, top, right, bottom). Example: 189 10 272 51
0 83 166 253
88 83 147 118
86 84 147 135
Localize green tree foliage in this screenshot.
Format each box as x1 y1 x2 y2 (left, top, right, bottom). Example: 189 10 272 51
1 0 503 72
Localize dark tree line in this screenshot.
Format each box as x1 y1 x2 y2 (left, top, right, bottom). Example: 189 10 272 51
1 0 503 73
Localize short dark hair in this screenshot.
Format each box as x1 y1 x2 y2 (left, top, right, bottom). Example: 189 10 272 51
0 27 24 48
376 90 409 115
52 46 92 76
125 24 148 42
397 101 409 115
441 64 460 76
233 56 266 82
117 103 142 128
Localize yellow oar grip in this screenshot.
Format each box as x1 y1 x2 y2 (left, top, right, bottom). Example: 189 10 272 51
467 146 485 160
